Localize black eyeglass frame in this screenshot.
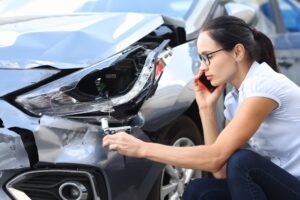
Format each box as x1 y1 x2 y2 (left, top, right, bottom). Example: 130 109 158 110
199 48 225 65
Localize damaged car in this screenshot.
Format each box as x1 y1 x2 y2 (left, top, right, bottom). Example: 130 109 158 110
0 0 256 199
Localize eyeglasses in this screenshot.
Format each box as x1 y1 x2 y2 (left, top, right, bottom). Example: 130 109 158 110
199 48 225 66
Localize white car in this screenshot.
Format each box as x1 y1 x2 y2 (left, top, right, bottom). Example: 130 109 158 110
0 1 278 200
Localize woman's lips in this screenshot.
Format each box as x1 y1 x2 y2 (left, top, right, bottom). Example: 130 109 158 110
206 75 213 80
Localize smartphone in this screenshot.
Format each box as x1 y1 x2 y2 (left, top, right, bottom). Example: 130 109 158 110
199 73 216 93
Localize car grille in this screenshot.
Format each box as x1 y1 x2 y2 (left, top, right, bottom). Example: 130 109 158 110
5 169 102 200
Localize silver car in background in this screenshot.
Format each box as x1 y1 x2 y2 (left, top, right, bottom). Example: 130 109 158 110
0 0 258 199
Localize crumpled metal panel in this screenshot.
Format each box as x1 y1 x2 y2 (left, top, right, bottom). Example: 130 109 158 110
0 68 59 97
0 100 39 129
34 116 151 167
35 115 106 165
0 129 30 170
34 115 158 200
0 13 163 69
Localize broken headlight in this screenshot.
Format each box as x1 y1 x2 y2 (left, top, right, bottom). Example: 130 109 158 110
15 41 172 117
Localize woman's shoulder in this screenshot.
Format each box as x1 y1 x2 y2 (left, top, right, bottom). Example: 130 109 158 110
239 64 285 107
240 64 300 111
243 70 297 95
242 62 291 93
242 73 280 94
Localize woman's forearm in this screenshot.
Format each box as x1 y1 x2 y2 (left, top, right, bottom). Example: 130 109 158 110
199 107 219 145
141 142 224 172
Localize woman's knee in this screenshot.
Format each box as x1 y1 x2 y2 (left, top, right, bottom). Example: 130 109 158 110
183 178 229 200
227 149 259 176
183 179 207 200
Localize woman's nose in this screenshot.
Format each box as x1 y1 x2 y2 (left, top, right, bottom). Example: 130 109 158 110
200 61 209 70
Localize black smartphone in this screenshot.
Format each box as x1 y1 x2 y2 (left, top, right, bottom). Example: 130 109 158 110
199 73 216 93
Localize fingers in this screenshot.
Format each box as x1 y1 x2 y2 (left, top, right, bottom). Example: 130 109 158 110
102 132 124 148
102 134 121 152
194 70 206 92
108 143 118 151
102 131 130 152
102 131 144 158
194 69 205 83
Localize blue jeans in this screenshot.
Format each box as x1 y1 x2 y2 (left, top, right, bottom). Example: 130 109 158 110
183 149 300 200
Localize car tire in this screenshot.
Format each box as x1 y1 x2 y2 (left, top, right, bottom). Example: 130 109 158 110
147 115 203 200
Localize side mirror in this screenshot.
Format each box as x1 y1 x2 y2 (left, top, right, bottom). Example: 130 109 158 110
224 3 256 25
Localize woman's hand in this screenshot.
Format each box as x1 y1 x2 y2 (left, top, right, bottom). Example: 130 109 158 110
194 69 225 109
213 164 227 179
102 132 145 158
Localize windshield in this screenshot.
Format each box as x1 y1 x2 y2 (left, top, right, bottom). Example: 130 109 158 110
0 0 196 19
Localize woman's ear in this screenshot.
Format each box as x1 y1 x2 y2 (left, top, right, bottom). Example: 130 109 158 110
234 43 245 62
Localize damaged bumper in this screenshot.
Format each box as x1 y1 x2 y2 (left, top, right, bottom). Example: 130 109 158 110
0 113 154 200
0 129 29 170
35 115 109 166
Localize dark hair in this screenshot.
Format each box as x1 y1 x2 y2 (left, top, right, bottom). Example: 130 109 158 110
201 16 279 72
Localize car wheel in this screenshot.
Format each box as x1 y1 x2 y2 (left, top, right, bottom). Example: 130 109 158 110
147 115 203 200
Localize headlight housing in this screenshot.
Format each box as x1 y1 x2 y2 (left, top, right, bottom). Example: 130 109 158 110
15 41 171 117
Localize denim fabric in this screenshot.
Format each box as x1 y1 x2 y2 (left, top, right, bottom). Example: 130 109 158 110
183 149 300 200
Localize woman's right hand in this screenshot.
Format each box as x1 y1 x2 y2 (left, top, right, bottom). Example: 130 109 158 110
194 69 225 109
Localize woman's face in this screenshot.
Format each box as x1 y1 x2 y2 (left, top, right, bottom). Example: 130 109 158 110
197 31 237 86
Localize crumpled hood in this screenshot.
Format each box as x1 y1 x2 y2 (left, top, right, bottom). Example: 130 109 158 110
0 13 163 69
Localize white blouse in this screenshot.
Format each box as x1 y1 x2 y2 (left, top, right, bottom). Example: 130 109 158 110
224 61 300 179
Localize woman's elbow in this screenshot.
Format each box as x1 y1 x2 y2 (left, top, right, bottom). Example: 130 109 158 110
209 156 226 173
207 147 228 172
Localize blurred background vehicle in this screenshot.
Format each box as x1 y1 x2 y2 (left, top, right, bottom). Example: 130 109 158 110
0 0 299 200
234 0 300 84
261 0 300 85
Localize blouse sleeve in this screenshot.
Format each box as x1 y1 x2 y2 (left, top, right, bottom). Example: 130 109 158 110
241 76 282 109
224 90 239 121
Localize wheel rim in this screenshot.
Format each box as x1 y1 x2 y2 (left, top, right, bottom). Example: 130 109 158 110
160 137 201 200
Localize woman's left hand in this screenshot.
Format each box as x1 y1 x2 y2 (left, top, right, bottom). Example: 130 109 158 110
193 69 225 109
102 132 145 158
213 164 227 179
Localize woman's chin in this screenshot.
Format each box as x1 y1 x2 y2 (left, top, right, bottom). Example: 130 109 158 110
210 80 217 86
211 79 224 87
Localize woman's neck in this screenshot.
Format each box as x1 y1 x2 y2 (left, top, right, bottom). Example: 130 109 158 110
230 60 253 90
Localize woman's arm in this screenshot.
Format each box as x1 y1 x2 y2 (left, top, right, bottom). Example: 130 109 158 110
200 107 220 145
199 103 226 177
103 97 277 172
194 70 224 145
212 119 230 179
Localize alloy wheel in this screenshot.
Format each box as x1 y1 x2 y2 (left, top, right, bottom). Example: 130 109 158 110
159 137 201 200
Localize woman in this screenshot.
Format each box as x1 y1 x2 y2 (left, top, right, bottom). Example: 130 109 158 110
103 16 300 199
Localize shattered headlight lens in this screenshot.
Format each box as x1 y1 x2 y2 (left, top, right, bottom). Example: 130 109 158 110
15 43 171 117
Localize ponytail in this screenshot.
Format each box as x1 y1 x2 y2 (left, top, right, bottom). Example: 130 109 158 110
201 16 279 72
252 29 279 72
